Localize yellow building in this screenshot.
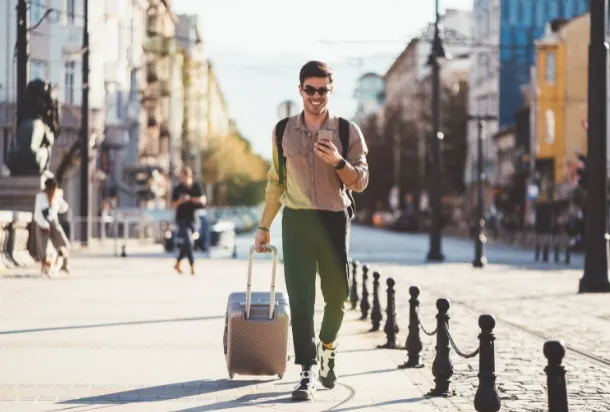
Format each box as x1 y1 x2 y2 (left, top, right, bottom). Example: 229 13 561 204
534 14 589 197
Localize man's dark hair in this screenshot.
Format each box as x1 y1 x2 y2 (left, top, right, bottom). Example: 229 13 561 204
299 61 333 85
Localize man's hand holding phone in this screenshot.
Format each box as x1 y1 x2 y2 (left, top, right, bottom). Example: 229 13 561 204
314 130 341 166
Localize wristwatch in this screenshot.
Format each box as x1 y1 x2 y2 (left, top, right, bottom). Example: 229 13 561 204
334 158 347 170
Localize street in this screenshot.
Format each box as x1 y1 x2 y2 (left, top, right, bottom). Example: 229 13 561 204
1 224 607 412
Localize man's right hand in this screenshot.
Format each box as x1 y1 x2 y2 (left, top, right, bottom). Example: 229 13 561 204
254 228 271 253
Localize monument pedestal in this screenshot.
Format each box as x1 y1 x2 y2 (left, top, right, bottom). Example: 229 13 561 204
0 175 46 211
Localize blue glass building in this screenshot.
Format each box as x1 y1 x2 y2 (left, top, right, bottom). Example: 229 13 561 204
498 0 589 127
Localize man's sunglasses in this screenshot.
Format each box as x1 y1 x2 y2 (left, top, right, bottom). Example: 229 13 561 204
302 85 331 96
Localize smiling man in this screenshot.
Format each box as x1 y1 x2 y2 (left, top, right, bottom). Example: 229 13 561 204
254 61 369 401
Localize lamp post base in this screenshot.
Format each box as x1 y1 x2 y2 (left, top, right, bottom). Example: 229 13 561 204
472 256 487 268
426 250 445 262
579 276 610 293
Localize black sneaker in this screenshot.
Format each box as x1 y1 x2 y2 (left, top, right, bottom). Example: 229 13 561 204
291 370 316 401
317 342 337 389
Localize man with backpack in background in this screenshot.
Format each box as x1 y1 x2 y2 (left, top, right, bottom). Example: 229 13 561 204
254 60 369 401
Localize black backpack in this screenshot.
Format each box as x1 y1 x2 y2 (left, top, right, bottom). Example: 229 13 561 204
274 117 355 219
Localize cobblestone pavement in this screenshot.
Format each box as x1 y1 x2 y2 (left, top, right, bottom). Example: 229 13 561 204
349 261 610 412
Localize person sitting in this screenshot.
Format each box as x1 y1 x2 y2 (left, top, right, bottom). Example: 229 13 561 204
34 177 71 275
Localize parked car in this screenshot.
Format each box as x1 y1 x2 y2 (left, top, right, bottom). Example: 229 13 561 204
163 213 236 256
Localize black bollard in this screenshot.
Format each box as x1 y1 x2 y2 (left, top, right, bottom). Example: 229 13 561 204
534 236 541 261
544 340 569 412
377 277 399 349
360 265 370 320
121 245 127 258
564 243 571 265
369 271 383 332
554 236 560 263
428 298 454 397
542 235 550 263
474 314 501 412
398 286 424 369
350 260 360 310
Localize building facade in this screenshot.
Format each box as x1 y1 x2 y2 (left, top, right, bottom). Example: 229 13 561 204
377 9 472 209
206 62 230 142
534 14 589 200
351 72 385 127
466 0 589 204
176 14 207 181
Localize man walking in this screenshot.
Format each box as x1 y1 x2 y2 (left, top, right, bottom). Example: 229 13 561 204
172 166 206 275
254 61 369 401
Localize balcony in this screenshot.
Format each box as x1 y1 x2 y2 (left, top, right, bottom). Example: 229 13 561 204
159 80 170 97
142 35 176 56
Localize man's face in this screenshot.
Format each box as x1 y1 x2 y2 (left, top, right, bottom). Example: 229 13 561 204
299 77 332 116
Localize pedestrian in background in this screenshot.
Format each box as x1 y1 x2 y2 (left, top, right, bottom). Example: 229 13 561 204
254 60 369 401
34 177 71 276
171 166 206 275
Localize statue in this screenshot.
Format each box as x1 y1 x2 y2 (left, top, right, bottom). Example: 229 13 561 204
6 79 61 176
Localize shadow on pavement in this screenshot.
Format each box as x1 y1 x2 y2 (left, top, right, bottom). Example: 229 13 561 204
55 379 266 406
0 315 224 335
327 397 429 412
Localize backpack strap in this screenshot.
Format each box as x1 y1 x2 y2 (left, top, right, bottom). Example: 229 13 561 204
275 117 289 185
338 117 350 160
337 117 356 220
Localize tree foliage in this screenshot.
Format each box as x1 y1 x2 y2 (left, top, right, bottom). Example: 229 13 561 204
419 80 469 196
201 130 269 206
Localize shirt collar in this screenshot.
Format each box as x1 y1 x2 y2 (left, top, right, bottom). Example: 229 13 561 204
294 110 338 132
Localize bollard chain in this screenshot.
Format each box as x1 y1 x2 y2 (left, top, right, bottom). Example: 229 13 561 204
417 309 437 336
445 322 480 359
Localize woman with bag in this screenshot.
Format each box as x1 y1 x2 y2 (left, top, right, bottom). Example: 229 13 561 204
34 177 71 276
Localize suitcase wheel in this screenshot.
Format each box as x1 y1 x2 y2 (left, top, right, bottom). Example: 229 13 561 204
229 373 234 379
278 374 283 379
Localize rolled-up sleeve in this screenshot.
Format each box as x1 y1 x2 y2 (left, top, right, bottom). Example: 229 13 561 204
265 126 285 200
345 122 369 193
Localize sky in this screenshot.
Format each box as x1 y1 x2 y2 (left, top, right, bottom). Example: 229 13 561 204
172 0 474 160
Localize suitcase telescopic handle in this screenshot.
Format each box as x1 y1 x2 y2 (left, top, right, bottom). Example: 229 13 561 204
246 244 278 319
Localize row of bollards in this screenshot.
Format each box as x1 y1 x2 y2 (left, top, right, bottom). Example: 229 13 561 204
349 259 572 412
534 233 570 264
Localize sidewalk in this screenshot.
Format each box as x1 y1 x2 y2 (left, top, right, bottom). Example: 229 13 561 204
0 253 459 412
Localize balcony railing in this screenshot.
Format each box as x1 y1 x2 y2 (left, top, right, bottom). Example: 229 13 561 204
142 35 176 56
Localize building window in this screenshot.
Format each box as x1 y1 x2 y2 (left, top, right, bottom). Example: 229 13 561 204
30 1 42 25
546 51 556 84
30 59 47 81
64 61 75 104
3 129 11 164
66 0 76 24
548 1 559 19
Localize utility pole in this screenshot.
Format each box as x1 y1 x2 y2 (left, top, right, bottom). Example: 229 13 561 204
16 0 29 127
426 0 449 262
468 115 497 268
580 0 610 293
393 133 401 210
79 0 90 246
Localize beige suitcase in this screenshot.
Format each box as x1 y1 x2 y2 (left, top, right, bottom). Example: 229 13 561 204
224 245 290 379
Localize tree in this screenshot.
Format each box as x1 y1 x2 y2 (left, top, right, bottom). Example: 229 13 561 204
418 80 469 196
201 129 269 206
55 139 80 186
180 49 192 163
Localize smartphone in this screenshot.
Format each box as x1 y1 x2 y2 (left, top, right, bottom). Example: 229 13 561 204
318 130 333 142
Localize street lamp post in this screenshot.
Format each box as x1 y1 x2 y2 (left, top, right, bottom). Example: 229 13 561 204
579 0 610 293
469 115 498 268
426 0 449 262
